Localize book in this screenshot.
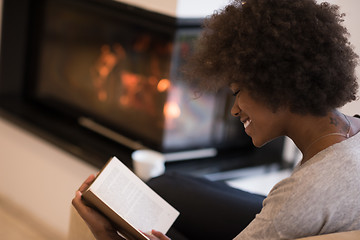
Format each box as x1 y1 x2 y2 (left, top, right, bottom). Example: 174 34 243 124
82 156 179 240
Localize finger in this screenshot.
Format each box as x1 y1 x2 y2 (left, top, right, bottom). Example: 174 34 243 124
78 174 96 192
72 191 87 216
142 232 160 240
72 192 125 240
72 191 99 222
151 230 171 240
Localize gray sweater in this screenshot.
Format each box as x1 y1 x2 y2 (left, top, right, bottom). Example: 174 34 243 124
234 131 360 240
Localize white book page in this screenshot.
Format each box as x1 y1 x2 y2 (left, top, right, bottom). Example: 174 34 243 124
90 156 179 234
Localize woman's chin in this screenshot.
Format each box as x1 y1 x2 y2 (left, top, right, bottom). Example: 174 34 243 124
251 137 271 148
251 139 262 148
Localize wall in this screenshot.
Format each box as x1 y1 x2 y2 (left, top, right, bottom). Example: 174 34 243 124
114 0 176 16
0 117 98 238
176 0 229 18
335 0 360 114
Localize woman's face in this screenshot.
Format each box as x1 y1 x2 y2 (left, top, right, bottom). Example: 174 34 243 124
230 83 288 147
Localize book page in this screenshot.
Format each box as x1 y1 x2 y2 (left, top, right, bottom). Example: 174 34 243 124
89 156 179 234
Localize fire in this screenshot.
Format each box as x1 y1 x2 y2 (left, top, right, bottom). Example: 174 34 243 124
164 101 181 119
157 79 171 92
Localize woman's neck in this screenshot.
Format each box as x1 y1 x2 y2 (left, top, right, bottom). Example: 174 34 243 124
287 110 352 164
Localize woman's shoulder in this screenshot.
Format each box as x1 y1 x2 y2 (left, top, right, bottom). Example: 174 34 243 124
265 161 360 236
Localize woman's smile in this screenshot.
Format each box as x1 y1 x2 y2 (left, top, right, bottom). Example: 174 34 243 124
242 118 252 129
230 84 290 147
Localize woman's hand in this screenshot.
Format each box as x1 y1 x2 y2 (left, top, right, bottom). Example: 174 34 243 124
72 174 171 240
143 229 171 240
72 174 124 240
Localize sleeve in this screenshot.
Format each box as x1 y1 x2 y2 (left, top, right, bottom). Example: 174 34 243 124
233 177 294 240
233 172 327 240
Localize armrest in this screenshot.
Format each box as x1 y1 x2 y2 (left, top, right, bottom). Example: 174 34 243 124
296 231 360 240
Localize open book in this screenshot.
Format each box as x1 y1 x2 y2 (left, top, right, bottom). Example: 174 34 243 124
82 156 179 240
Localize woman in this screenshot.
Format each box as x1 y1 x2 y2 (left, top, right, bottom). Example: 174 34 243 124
73 0 360 239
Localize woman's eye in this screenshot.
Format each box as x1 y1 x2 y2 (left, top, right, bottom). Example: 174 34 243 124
233 90 240 97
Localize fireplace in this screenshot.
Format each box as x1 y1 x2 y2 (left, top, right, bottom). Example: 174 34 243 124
0 0 284 173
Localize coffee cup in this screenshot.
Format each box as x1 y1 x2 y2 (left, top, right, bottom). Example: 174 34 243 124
131 149 165 181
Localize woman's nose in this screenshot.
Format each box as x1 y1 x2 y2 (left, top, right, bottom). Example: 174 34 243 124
231 103 241 117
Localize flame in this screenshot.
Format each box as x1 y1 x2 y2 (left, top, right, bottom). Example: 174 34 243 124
164 101 181 119
99 66 110 77
119 72 141 107
157 79 171 92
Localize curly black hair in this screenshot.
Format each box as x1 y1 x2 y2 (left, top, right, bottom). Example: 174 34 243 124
184 0 359 116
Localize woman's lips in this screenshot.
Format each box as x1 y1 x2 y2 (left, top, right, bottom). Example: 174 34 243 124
243 119 252 129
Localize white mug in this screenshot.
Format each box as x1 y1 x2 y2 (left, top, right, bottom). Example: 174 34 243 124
131 149 165 181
